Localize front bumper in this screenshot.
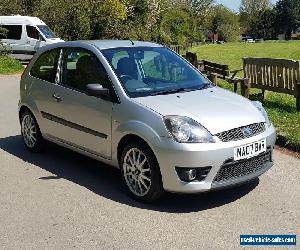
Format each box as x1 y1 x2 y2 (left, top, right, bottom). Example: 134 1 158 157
153 124 276 193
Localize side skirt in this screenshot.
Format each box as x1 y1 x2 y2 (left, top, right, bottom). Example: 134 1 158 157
43 134 119 169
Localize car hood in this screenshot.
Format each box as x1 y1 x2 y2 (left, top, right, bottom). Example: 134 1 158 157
134 87 265 135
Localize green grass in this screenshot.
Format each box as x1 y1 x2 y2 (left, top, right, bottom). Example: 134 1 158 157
190 41 300 149
0 56 24 74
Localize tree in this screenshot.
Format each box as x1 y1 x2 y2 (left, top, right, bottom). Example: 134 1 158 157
0 0 215 44
0 0 37 15
240 0 271 16
275 0 300 39
240 0 271 31
209 5 240 42
159 8 193 44
34 0 127 40
187 0 214 16
248 8 277 39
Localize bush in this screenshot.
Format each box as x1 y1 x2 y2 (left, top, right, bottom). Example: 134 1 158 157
0 27 9 56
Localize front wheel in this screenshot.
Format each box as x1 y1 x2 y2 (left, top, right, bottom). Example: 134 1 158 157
21 111 45 152
120 143 164 202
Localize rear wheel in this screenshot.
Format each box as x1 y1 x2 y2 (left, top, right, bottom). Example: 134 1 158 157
120 142 164 202
21 111 45 152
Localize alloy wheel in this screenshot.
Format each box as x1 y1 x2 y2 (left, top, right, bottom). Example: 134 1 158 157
21 114 37 148
122 148 152 197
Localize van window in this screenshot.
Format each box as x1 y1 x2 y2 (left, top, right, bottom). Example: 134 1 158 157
0 25 22 40
26 26 39 40
30 49 60 83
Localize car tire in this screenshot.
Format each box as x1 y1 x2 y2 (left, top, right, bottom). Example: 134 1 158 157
120 142 164 202
20 111 45 152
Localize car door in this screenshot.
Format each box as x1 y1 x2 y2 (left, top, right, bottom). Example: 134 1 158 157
29 47 61 135
48 47 113 159
24 25 41 53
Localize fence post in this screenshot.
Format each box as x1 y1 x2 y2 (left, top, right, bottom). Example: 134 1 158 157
241 78 250 98
233 79 238 93
185 52 198 68
296 82 300 111
208 73 218 85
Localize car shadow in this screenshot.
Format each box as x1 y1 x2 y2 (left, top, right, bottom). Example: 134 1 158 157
0 135 259 213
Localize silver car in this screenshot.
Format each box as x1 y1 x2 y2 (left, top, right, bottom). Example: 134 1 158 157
19 40 276 202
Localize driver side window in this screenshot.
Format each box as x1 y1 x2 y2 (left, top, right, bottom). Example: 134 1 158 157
62 48 111 92
26 25 40 40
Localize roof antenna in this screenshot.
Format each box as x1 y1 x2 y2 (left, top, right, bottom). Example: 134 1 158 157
129 39 134 45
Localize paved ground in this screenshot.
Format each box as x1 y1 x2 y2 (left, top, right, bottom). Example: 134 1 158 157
9 53 33 61
0 75 299 249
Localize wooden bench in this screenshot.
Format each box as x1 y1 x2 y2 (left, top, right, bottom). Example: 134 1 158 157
243 58 300 110
185 52 249 96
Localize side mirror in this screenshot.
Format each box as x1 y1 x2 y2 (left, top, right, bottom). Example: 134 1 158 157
86 84 110 98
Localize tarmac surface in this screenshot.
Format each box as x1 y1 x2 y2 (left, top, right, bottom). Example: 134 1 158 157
0 75 299 249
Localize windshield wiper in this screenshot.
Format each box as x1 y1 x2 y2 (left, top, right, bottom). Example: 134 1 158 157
151 83 212 96
151 88 191 96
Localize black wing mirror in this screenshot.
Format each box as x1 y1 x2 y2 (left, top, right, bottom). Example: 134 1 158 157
86 84 110 98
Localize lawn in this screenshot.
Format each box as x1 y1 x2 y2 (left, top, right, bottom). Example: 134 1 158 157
0 56 24 74
190 41 300 150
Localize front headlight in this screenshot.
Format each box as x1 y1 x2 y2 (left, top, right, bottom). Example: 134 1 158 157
164 116 215 143
252 101 271 127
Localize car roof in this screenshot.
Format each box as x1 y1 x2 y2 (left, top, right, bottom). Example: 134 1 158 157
40 40 164 51
83 40 163 50
0 15 46 25
32 40 166 61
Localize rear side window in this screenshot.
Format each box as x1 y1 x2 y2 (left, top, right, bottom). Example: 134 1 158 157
26 25 39 40
0 25 22 40
30 49 60 83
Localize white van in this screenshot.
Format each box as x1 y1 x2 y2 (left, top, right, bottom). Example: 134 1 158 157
0 15 63 54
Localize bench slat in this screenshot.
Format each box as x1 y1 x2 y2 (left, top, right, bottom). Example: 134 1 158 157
203 65 230 77
202 60 229 70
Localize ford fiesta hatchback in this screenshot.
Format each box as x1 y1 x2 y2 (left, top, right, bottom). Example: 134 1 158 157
19 40 276 202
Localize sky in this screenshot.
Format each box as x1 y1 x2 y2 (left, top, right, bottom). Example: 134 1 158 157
216 0 278 12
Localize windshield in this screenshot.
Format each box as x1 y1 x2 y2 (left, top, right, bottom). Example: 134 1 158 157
37 25 56 39
101 47 211 98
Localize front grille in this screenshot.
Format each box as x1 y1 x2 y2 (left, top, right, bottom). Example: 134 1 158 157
213 151 271 183
216 123 265 142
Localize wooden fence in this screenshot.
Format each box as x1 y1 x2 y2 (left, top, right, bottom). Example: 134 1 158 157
169 45 182 54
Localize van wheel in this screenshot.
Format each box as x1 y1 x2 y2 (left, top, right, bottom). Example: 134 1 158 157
120 142 164 202
21 111 45 152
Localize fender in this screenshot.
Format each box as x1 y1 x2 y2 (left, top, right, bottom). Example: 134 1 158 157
111 120 165 166
19 96 43 128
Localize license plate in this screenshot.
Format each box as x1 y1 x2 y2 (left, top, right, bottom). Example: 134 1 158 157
234 139 266 161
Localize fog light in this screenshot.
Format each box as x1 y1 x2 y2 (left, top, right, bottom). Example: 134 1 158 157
176 168 197 182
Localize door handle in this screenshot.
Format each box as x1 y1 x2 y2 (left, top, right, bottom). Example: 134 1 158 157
52 93 62 102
